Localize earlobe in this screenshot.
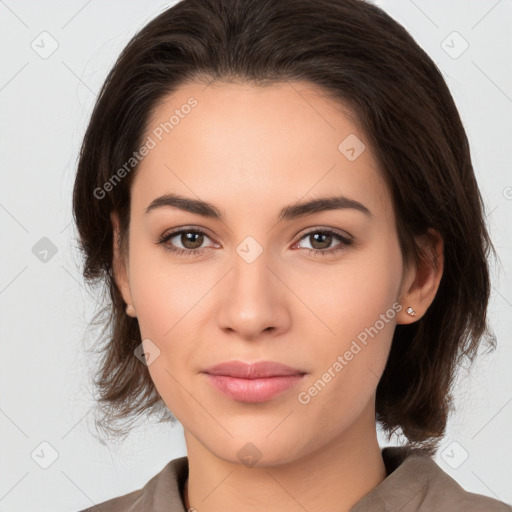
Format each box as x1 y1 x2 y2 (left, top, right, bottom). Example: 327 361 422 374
111 211 134 310
125 304 137 318
397 228 444 325
405 306 417 317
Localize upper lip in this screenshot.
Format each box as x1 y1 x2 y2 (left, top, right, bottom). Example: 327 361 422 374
203 360 306 379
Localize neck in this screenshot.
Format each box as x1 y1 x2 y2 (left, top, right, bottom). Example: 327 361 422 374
182 406 387 512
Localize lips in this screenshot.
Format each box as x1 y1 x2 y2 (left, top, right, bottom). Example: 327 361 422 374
203 360 305 378
202 360 307 403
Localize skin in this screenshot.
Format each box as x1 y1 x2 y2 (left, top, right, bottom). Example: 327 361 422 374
112 80 444 512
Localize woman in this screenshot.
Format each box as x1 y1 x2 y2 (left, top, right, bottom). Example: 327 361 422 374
73 0 510 510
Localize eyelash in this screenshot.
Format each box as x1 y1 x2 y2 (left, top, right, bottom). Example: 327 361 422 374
157 227 353 257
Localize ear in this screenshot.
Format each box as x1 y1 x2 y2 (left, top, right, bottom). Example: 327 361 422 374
111 211 135 316
396 228 444 324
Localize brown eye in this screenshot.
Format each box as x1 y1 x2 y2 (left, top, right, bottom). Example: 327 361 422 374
176 231 205 250
157 228 215 256
294 229 353 256
308 232 334 250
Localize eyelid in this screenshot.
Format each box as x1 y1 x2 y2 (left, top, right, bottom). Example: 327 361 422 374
294 226 353 242
159 225 215 241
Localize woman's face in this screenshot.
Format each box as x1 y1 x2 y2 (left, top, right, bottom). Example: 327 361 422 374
115 80 416 465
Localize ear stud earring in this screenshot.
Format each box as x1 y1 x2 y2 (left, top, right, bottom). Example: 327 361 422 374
406 306 416 316
126 304 136 317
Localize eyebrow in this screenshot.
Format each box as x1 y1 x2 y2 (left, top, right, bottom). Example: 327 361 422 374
145 193 372 221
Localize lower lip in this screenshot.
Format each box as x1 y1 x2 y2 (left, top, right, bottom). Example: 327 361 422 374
205 373 306 403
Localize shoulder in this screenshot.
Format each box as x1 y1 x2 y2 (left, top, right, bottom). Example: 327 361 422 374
419 458 511 511
77 488 143 512
351 446 511 512
75 456 189 512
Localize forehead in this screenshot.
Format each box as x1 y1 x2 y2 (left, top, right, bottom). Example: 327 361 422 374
132 80 391 222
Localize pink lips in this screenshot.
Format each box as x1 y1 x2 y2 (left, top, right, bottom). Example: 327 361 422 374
203 360 306 403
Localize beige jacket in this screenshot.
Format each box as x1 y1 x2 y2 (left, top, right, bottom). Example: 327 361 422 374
77 446 511 511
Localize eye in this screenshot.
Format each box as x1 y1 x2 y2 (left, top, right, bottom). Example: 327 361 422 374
293 228 353 257
157 228 217 257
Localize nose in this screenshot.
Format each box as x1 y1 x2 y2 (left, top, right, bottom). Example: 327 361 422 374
216 246 291 341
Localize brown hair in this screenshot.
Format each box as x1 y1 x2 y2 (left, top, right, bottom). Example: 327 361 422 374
73 0 497 454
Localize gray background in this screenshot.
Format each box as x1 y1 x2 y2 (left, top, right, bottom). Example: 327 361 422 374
0 1 511 510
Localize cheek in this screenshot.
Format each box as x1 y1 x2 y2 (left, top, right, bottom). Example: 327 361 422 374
295 243 401 347
128 250 200 416
126 244 212 399
127 240 206 340
295 284 397 434
298 243 401 396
